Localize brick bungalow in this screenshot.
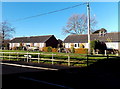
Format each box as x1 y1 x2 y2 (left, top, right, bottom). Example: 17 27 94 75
64 29 120 51
9 35 58 50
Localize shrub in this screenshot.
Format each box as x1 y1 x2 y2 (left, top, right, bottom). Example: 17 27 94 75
90 40 97 50
75 48 88 54
52 48 58 52
71 46 75 53
90 40 107 54
42 46 52 52
17 47 23 50
42 47 48 52
12 47 17 50
80 43 85 48
47 46 52 52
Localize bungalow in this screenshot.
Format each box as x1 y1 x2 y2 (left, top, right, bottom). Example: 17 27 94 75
64 30 120 51
9 35 58 50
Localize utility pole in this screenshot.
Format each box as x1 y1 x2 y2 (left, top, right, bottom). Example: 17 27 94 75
2 29 4 50
87 2 91 54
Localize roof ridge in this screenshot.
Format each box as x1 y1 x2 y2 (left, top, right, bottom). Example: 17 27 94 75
30 35 53 37
69 34 87 36
107 32 120 34
10 35 55 43
64 32 120 43
68 32 120 36
43 35 53 42
13 35 53 39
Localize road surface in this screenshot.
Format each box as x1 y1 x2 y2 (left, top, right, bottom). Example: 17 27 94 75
1 60 120 89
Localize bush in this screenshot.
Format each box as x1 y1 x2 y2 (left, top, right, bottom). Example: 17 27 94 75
47 46 52 52
12 47 17 50
71 46 75 53
42 46 52 52
75 48 88 54
42 47 48 52
52 48 58 52
17 47 23 50
80 43 85 48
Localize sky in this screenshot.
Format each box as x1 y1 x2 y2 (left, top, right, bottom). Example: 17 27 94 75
2 2 118 40
1 0 120 2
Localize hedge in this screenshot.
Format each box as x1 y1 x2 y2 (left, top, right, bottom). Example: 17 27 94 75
42 47 52 52
42 47 48 52
75 48 88 54
42 47 58 52
52 48 58 52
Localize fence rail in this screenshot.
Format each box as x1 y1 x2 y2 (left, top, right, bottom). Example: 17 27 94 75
0 52 119 66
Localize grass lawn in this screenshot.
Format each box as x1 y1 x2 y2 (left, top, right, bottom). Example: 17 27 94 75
0 50 118 59
1 50 119 67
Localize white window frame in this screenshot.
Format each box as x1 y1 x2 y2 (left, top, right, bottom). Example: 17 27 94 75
74 43 79 48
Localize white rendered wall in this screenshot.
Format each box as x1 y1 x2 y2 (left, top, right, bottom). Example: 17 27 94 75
106 42 119 49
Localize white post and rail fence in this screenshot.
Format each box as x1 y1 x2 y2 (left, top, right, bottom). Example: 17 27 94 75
0 52 119 67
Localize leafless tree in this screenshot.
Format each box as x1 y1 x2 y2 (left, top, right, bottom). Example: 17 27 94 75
62 14 97 35
0 21 15 49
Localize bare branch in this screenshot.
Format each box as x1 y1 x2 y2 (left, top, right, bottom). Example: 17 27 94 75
62 13 97 35
0 21 15 40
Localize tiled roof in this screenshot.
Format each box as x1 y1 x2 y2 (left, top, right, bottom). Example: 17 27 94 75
64 32 120 43
93 28 107 33
10 35 53 43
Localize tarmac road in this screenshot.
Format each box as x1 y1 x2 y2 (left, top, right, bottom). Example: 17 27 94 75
1 61 74 89
1 59 120 89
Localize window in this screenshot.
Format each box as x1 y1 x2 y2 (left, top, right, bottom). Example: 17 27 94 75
74 43 79 48
26 45 30 47
99 31 106 36
74 44 77 47
78 43 79 47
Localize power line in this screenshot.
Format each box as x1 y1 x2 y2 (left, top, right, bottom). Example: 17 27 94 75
14 2 87 22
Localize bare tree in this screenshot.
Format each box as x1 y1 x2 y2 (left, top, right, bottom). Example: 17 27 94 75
0 21 15 49
62 14 97 35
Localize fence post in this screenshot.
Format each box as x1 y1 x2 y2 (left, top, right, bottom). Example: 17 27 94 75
9 52 10 60
116 52 119 56
87 55 89 67
27 52 28 62
16 52 18 61
38 53 40 63
68 55 70 66
107 54 109 59
3 52 4 60
105 50 107 56
52 53 54 65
